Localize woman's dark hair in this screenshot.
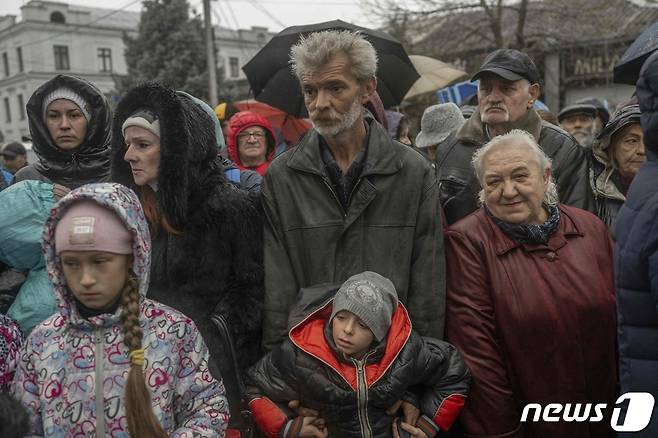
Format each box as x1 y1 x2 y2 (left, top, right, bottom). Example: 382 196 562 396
120 274 168 438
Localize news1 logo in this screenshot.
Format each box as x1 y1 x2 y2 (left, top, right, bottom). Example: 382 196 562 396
521 392 655 432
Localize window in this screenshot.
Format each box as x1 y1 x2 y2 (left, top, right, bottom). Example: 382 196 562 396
257 33 265 44
4 97 11 123
50 12 65 23
17 94 25 120
229 57 239 78
97 48 112 72
2 52 8 77
54 45 69 70
16 47 23 72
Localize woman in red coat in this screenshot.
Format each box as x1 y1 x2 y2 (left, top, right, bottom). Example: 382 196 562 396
446 129 617 438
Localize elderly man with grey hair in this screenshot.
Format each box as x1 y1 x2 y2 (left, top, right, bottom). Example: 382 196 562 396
262 29 445 357
436 49 594 225
445 129 617 437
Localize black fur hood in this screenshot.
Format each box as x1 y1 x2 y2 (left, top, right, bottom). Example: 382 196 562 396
111 82 226 229
26 74 112 186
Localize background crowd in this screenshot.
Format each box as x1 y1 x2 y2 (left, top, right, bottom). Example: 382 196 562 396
0 23 656 438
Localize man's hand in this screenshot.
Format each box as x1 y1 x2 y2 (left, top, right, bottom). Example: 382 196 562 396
391 418 428 438
289 400 326 429
386 400 420 425
298 416 328 438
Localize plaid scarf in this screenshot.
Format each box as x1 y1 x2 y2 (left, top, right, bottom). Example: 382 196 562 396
487 204 561 244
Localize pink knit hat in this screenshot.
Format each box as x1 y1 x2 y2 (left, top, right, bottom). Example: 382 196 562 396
55 201 132 255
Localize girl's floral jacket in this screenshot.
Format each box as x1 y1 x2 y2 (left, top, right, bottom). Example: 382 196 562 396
12 183 229 437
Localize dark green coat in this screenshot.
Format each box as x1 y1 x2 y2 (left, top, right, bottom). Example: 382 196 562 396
262 118 445 350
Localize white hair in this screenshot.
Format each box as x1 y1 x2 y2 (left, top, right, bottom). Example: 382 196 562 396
289 30 378 83
471 129 559 206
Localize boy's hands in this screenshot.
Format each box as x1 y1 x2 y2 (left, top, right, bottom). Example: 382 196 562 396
392 418 429 438
299 416 328 438
288 400 326 429
386 400 420 425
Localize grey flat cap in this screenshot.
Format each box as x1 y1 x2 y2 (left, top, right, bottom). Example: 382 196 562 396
557 103 598 123
415 103 465 148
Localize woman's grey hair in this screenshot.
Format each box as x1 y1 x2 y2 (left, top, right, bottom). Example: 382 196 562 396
472 129 559 206
289 30 378 83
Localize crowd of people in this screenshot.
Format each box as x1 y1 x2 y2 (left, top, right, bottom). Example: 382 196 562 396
0 27 656 438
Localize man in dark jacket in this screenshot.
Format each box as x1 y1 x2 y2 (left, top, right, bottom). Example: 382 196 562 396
436 49 593 225
614 50 658 437
262 30 445 352
247 273 469 438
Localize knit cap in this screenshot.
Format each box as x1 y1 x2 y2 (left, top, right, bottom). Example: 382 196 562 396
55 201 132 255
121 109 160 138
330 271 398 341
42 87 91 121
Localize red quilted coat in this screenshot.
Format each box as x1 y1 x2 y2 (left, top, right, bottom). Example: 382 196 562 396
446 205 617 438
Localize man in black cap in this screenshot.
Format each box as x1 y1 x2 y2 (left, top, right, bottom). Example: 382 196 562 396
0 142 28 175
435 48 593 224
558 103 599 147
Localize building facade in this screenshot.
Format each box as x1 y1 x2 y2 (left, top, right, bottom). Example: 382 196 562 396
215 25 276 100
0 0 139 141
0 0 275 141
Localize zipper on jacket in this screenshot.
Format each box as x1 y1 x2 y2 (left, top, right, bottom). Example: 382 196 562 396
94 328 106 437
352 353 374 438
322 177 347 217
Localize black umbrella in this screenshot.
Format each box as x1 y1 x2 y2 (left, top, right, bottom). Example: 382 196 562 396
242 19 420 117
614 21 658 85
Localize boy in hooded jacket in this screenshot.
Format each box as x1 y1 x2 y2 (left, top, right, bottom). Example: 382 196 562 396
246 271 470 438
12 183 229 437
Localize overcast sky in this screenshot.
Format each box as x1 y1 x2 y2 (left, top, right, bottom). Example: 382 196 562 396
1 0 379 33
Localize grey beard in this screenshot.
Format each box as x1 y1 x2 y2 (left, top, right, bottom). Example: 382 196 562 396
312 98 363 137
572 130 594 147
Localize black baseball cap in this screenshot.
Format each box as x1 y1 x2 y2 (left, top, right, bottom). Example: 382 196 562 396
0 142 27 158
472 49 541 85
557 104 598 123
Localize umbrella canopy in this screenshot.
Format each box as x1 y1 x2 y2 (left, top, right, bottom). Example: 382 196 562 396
242 19 420 117
233 100 311 146
404 55 467 100
614 21 658 85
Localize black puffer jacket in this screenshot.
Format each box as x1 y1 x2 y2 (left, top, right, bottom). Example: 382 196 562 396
436 108 594 225
246 285 469 438
111 82 264 421
15 74 112 188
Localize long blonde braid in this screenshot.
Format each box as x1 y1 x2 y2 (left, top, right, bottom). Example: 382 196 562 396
120 274 168 438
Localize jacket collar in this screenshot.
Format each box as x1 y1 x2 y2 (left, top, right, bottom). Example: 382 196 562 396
287 114 403 177
289 300 412 391
457 107 542 145
481 205 584 256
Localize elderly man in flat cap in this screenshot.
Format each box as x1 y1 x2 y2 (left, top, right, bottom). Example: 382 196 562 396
558 102 599 147
436 49 593 225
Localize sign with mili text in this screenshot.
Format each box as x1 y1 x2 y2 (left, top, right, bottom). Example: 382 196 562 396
561 40 630 82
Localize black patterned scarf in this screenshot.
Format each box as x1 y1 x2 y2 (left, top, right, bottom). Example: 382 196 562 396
486 204 561 244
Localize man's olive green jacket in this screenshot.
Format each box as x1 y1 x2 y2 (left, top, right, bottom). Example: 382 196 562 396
262 118 445 350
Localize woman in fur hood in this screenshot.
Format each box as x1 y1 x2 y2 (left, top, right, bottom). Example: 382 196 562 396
110 82 264 422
